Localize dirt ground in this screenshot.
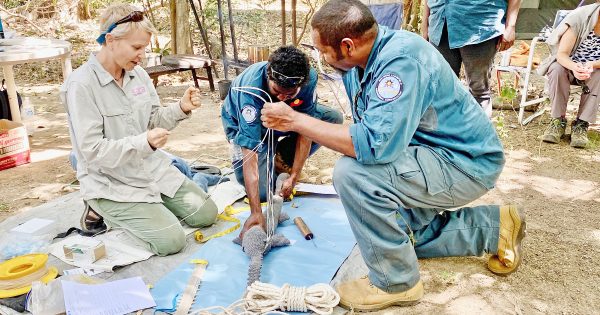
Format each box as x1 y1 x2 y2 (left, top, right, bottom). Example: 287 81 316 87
1 8 600 314
2 63 600 315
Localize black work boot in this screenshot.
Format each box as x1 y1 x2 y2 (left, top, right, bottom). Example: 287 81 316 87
80 201 107 234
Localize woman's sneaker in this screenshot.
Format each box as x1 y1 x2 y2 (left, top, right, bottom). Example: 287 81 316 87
570 119 589 148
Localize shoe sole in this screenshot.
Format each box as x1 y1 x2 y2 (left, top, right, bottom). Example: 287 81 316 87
570 141 588 148
338 298 421 312
541 135 560 144
489 206 526 276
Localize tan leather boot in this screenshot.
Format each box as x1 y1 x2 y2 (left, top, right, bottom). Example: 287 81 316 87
488 205 526 275
337 276 423 311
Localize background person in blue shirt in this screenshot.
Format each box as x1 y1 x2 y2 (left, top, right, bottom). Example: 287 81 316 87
221 46 343 239
422 0 522 117
261 0 525 311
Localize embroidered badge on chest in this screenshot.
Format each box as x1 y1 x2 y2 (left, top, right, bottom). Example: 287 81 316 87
375 74 403 101
241 105 257 123
131 86 147 96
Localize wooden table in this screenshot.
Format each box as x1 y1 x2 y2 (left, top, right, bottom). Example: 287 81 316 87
0 38 72 122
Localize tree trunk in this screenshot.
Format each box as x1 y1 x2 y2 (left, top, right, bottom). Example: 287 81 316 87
402 0 412 30
408 0 420 33
170 0 192 55
402 0 422 33
77 0 91 21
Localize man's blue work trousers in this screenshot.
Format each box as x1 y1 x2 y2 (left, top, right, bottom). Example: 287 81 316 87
332 145 501 293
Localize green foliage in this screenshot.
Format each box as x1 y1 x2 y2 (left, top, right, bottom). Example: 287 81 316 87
256 0 277 10
87 0 113 12
2 0 26 10
194 0 223 58
494 111 509 139
0 203 8 212
152 39 171 56
587 130 600 150
498 85 518 104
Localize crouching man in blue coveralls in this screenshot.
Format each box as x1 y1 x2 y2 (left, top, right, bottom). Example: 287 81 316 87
221 46 343 239
261 0 526 310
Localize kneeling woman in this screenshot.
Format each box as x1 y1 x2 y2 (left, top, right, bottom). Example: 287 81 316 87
60 4 217 256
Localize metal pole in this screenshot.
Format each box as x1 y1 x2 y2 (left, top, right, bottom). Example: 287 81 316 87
291 0 297 45
226 0 240 75
188 0 213 61
281 0 286 46
216 0 229 79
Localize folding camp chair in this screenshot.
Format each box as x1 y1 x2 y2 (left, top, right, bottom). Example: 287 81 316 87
495 9 573 125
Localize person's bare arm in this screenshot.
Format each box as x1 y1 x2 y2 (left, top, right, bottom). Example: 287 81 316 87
279 135 311 198
261 102 356 157
497 0 522 51
556 27 591 80
239 148 265 239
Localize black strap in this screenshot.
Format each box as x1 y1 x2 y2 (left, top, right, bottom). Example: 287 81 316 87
54 226 104 239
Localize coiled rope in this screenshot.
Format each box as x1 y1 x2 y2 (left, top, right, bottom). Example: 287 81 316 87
189 282 340 315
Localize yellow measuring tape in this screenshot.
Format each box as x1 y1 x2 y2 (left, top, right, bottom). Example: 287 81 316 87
194 213 241 243
194 189 297 243
0 254 58 298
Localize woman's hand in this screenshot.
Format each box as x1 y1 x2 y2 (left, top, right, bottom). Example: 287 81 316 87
573 63 592 81
147 128 170 149
180 87 202 113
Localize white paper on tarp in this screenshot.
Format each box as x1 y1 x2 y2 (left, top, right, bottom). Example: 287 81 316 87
63 267 104 276
50 180 246 270
208 179 246 212
180 180 246 235
50 233 153 272
62 277 155 315
295 183 338 195
10 218 55 234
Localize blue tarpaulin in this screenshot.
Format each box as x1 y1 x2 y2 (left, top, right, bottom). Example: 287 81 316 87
151 195 356 313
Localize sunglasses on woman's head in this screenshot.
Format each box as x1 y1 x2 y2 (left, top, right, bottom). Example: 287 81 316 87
96 11 145 44
268 68 305 87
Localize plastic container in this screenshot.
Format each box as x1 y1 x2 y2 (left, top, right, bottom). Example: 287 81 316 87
20 96 35 135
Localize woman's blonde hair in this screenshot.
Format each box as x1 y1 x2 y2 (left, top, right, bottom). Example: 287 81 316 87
99 4 156 42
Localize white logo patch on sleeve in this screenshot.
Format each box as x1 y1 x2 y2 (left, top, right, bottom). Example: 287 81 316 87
375 74 403 101
241 105 257 123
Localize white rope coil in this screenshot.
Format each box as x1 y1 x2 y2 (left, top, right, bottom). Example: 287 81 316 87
245 282 340 315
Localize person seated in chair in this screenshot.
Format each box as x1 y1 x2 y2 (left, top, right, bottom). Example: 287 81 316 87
60 4 217 256
540 1 600 148
221 46 344 240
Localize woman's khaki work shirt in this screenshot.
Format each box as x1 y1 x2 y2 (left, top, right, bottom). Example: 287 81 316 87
60 54 189 203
